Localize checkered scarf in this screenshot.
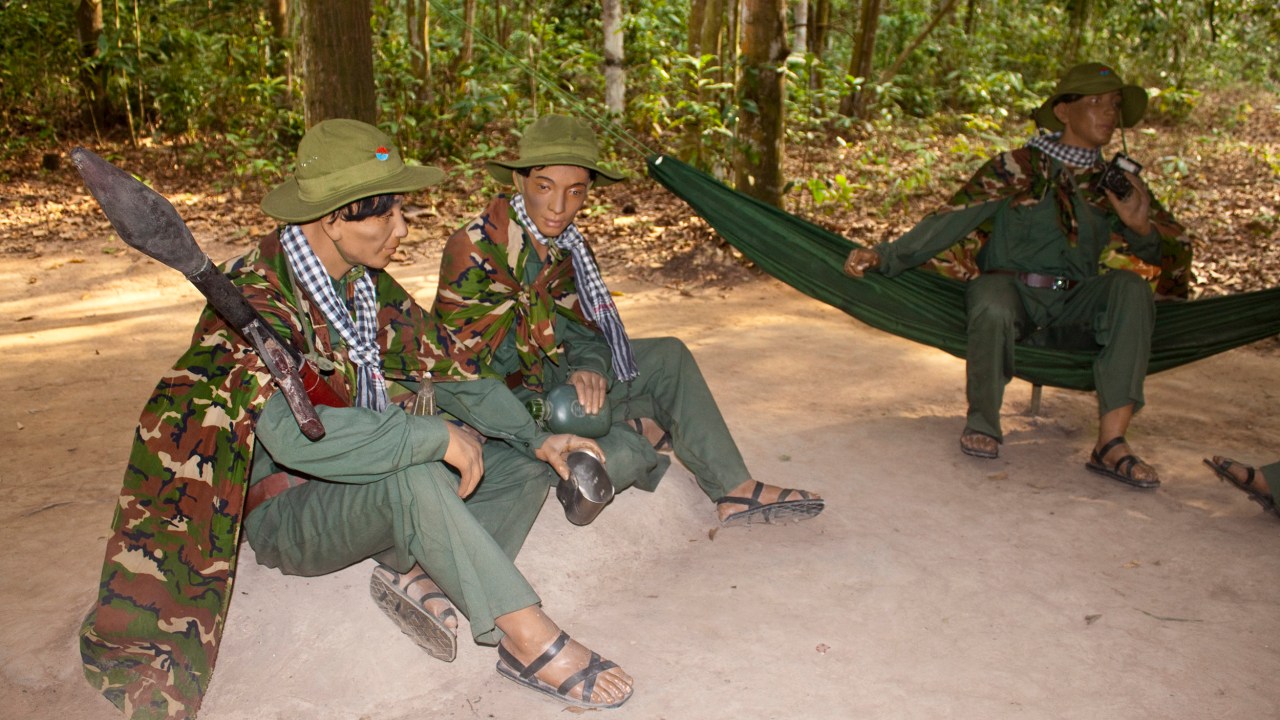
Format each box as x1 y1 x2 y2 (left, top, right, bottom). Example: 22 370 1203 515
510 193 638 382
278 223 388 411
1026 131 1103 170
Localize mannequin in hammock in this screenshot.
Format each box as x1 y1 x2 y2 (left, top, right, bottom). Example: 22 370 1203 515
428 114 825 527
844 63 1188 489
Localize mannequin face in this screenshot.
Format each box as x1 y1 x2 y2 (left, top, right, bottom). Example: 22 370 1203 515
311 196 408 277
515 165 592 238
1055 90 1123 149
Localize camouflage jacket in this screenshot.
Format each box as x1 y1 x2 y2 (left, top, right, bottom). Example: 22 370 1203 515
922 146 1192 300
79 231 455 719
431 196 597 392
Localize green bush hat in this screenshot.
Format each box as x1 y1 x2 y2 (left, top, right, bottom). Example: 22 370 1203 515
486 114 626 187
261 118 445 223
1032 62 1148 132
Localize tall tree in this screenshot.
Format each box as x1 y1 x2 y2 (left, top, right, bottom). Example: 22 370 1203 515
299 0 376 124
735 0 788 207
75 0 108 128
461 0 476 66
840 0 882 118
794 0 809 54
603 0 626 114
408 0 433 104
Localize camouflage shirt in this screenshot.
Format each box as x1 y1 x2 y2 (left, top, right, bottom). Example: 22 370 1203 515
912 146 1192 300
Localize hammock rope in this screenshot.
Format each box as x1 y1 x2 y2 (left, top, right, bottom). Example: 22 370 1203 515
647 153 1280 392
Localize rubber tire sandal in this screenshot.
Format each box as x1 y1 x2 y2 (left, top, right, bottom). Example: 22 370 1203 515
716 480 825 527
496 631 632 709
959 428 999 459
629 417 672 452
369 567 458 662
1203 457 1280 519
1086 436 1160 489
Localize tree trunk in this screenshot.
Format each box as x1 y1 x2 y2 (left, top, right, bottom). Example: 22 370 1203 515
793 0 808 55
839 0 881 118
603 0 625 114
811 0 829 56
75 0 108 128
701 0 726 68
688 0 706 55
963 0 977 35
408 0 433 104
300 0 376 125
462 0 476 65
1066 0 1090 62
879 0 960 84
734 0 787 207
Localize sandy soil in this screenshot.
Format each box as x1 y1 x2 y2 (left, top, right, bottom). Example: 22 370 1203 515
2 231 1278 720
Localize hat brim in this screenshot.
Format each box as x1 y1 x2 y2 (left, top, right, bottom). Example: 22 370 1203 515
1033 85 1148 132
486 155 625 187
261 164 446 223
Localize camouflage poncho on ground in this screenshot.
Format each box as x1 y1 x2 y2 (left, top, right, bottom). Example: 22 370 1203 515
922 146 1192 300
79 231 455 719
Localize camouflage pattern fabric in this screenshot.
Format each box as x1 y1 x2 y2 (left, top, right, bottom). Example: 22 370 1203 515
79 231 454 719
431 196 595 392
923 146 1192 300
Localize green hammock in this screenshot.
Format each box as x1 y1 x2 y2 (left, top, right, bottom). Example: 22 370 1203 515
647 154 1280 391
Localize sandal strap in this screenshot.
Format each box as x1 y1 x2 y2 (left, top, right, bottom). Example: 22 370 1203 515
1095 436 1128 460
500 631 571 681
556 653 618 698
715 480 766 508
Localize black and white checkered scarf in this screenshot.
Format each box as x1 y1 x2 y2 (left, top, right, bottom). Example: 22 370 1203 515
279 223 388 411
510 193 638 382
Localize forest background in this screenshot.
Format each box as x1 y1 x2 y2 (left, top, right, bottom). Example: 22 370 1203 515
2 0 1279 296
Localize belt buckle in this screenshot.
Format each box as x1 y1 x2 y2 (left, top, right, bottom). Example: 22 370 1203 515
1052 276 1070 291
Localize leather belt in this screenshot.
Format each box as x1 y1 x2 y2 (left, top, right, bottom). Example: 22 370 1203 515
245 472 309 516
989 270 1078 291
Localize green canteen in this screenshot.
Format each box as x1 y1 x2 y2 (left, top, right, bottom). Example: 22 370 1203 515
526 383 612 438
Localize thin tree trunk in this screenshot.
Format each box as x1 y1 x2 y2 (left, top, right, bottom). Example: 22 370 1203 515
701 0 725 68
408 0 432 104
603 0 625 114
735 0 787 207
688 0 706 55
839 0 881 118
1066 0 1089 62
879 0 960 84
793 0 808 54
963 0 977 35
462 0 476 64
300 0 376 125
75 0 108 128
811 0 829 56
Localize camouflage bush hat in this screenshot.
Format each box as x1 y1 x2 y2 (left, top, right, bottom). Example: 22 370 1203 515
486 114 625 187
1032 62 1148 132
261 118 445 223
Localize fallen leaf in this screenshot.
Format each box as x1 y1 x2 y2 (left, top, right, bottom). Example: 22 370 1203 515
1084 614 1102 625
816 643 830 654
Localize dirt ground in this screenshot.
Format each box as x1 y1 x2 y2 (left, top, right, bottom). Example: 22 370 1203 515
2 206 1279 720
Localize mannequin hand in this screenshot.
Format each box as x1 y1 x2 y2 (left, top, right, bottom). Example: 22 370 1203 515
843 248 880 278
567 369 608 415
535 434 606 480
444 423 484 498
1106 171 1154 236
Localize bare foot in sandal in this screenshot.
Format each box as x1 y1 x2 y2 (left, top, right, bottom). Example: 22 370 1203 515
495 606 633 708
715 479 824 526
1087 436 1159 488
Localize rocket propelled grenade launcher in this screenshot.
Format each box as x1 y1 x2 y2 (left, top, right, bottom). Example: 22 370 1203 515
71 146 343 440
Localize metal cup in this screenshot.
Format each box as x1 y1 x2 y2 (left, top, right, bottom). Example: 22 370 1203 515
557 449 615 526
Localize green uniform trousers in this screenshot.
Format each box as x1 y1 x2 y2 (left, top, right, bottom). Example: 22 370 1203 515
1264 461 1280 503
964 270 1155 440
244 399 548 645
534 336 751 501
